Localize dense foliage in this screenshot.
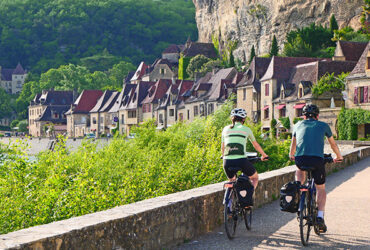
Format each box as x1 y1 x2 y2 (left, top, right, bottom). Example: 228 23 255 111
338 108 370 140
0 100 292 234
312 72 349 97
0 0 197 74
269 35 279 57
0 88 12 120
186 55 211 79
333 26 370 42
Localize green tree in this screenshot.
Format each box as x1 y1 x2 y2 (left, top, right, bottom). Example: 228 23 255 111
108 61 136 89
0 89 12 119
80 49 122 72
17 120 28 133
269 35 279 57
312 72 349 97
186 55 211 79
10 120 19 129
270 118 277 138
333 26 370 42
283 35 313 57
330 14 339 31
360 0 370 33
248 45 256 65
198 59 223 76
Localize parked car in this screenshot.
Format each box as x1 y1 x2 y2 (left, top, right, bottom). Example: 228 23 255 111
4 132 11 137
85 133 96 139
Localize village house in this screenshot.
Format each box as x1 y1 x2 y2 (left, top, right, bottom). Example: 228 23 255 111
119 81 155 136
0 63 27 94
89 90 119 137
141 59 177 82
333 41 368 62
273 60 356 136
28 90 75 137
65 90 103 138
130 62 149 84
236 57 271 123
161 44 183 64
345 42 370 138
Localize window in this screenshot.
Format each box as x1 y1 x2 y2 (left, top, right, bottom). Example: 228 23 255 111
296 108 303 117
194 106 199 116
264 108 269 119
17 81 22 88
169 109 174 117
298 87 303 98
93 117 97 124
100 117 103 124
279 108 286 118
53 113 59 119
187 110 190 120
143 104 151 113
200 104 205 115
159 114 164 124
128 110 136 118
160 68 165 75
208 103 214 115
280 89 284 99
265 84 269 96
121 114 124 124
243 88 246 100
179 113 183 121
355 86 369 104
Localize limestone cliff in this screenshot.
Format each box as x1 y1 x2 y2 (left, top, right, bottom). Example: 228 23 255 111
193 0 363 61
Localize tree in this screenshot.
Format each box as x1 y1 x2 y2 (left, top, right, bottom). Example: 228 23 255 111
330 14 339 31
18 120 28 133
198 59 223 76
269 35 279 57
283 35 313 57
108 61 136 89
80 49 122 72
186 55 211 79
333 26 370 42
0 88 12 120
248 45 256 65
10 120 19 129
270 118 277 138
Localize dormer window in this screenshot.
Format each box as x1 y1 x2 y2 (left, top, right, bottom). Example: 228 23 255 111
53 112 59 119
160 68 165 75
298 87 303 98
280 89 285 99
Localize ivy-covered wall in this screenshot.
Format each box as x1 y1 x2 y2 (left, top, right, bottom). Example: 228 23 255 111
178 55 191 80
338 108 370 140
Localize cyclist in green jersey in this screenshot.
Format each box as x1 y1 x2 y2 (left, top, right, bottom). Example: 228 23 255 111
221 108 269 189
289 104 343 232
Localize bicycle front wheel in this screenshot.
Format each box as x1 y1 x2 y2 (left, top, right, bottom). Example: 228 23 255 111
299 192 311 246
224 189 238 239
243 207 252 230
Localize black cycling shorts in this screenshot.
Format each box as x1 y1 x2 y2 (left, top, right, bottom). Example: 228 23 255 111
223 157 256 179
295 156 326 185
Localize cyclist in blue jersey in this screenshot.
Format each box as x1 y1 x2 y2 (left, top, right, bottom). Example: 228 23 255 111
221 108 269 189
289 104 343 232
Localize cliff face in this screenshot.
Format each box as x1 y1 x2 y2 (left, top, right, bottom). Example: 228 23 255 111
193 0 363 61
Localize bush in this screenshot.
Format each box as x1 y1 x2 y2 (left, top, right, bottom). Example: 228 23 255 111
293 117 303 124
279 132 292 139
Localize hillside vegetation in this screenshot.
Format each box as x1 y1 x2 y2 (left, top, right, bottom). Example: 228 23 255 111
0 99 291 234
0 0 197 74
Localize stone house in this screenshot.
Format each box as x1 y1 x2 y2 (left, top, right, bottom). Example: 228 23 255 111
184 68 238 122
236 57 271 123
162 44 183 64
259 56 322 131
65 90 103 138
28 90 75 137
89 90 119 137
0 63 27 94
119 81 155 136
109 84 136 135
141 79 172 125
156 80 194 127
273 60 356 136
141 59 177 82
345 42 370 138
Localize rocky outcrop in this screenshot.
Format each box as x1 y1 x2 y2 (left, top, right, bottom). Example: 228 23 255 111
193 0 364 61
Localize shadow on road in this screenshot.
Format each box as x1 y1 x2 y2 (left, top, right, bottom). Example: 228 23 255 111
176 158 370 250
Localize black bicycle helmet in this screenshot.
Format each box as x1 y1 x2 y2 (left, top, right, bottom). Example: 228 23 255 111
230 108 247 118
302 104 319 117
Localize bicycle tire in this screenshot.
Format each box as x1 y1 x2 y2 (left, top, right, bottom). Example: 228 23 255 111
243 207 252 230
299 192 311 246
224 189 238 239
311 190 320 236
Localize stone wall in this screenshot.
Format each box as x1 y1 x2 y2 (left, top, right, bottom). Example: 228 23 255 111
1 147 369 250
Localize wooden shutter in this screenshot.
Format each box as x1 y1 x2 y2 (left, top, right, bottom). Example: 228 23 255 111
354 87 358 104
365 86 368 103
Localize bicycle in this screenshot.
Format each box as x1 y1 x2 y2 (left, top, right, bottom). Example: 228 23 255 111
297 153 334 246
223 153 265 240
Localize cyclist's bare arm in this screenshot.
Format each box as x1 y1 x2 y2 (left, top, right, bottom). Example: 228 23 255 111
251 140 268 160
221 142 225 157
327 136 343 162
289 136 297 161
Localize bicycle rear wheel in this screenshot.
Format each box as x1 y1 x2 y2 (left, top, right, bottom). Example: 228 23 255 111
224 189 238 239
299 192 311 246
243 207 252 230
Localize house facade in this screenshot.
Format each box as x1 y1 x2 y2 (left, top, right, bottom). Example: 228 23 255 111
0 63 27 94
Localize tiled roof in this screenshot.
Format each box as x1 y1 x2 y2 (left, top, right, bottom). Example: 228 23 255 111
32 90 74 106
89 90 115 113
163 44 182 54
141 79 171 104
124 81 155 109
207 68 237 101
13 63 26 74
347 42 370 79
37 105 70 123
124 71 135 84
338 41 368 62
182 42 217 58
109 84 136 113
100 91 119 112
237 57 271 88
72 90 103 114
130 62 149 82
260 56 321 82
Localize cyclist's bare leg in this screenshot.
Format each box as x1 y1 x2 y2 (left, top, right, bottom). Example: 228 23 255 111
295 169 306 184
316 183 326 212
249 172 259 189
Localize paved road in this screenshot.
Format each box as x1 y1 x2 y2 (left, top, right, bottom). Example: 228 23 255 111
176 158 370 249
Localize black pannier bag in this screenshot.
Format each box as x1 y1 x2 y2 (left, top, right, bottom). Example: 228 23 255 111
280 181 300 213
235 175 254 207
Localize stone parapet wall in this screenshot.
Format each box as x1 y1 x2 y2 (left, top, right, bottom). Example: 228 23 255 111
1 147 369 250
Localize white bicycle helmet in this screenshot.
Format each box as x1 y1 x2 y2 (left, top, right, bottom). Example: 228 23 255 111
230 108 247 118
